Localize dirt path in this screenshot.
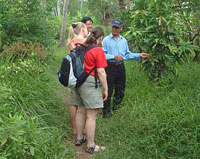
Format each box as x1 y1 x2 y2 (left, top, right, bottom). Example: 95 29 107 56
60 88 94 159
74 143 94 159
64 134 94 159
55 51 95 159
64 137 94 159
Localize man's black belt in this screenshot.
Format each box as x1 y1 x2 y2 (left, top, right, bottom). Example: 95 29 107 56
107 62 124 66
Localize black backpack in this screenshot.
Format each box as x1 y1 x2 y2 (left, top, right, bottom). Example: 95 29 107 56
58 45 98 88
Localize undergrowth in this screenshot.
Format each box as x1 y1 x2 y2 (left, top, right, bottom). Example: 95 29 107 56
1 48 200 159
0 50 74 159
95 61 200 159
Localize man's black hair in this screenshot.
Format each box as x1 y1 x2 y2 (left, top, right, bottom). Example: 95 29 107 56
81 16 93 24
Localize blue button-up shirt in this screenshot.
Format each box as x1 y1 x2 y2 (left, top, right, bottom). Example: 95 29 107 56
103 34 141 62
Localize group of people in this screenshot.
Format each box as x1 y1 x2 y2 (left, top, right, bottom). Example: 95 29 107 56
66 16 149 153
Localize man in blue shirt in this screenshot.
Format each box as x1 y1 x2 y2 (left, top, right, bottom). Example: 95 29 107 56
103 19 149 118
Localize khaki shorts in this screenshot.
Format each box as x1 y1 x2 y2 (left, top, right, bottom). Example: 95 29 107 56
69 88 80 106
69 76 103 109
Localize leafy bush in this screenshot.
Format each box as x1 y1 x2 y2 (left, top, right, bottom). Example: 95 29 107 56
0 0 60 48
122 0 199 79
0 109 72 159
1 42 47 62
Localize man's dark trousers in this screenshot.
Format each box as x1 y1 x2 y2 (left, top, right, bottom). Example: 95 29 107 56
103 63 126 116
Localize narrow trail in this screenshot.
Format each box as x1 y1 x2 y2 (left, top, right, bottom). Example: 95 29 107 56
56 51 95 159
74 143 94 159
64 137 94 159
60 88 94 159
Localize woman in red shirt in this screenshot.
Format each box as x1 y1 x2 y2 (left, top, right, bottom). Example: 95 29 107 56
67 22 88 140
75 27 108 153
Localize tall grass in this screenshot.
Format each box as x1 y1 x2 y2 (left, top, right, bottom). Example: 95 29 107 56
1 49 199 158
0 54 74 158
95 61 200 159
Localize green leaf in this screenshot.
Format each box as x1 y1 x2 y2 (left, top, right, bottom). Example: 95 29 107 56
145 25 156 31
1 133 8 146
30 146 35 156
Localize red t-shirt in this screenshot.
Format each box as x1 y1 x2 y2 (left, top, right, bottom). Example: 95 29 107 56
84 47 107 76
68 39 86 51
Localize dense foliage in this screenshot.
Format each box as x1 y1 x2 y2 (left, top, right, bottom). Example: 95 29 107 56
0 0 200 158
0 0 60 48
67 0 120 23
0 54 74 158
122 0 200 79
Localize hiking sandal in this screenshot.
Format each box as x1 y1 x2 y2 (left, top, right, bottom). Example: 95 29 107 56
75 136 87 146
85 145 105 154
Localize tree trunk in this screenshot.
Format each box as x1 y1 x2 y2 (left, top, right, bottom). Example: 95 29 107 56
58 0 70 49
80 0 83 11
103 8 112 26
119 0 125 10
56 0 61 16
126 0 130 9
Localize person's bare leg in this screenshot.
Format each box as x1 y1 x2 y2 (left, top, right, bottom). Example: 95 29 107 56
76 106 86 140
85 109 98 147
69 105 77 136
85 109 106 152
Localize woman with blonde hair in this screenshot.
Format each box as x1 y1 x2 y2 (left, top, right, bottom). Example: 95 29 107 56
67 22 88 141
68 22 88 51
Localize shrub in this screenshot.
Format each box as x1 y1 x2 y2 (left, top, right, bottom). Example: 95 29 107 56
122 0 199 80
0 0 61 48
0 55 74 158
1 42 47 62
0 108 72 159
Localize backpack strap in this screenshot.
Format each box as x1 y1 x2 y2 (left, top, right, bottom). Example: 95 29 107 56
86 66 98 88
84 45 98 88
85 45 98 52
94 67 98 88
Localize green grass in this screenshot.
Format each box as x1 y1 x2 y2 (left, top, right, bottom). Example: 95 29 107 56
1 48 200 158
0 49 74 158
94 61 200 159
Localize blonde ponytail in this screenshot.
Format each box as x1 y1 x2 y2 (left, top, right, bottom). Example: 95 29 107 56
67 22 86 45
68 26 75 45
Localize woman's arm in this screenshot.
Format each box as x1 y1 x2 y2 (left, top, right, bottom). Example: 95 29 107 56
97 68 108 101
